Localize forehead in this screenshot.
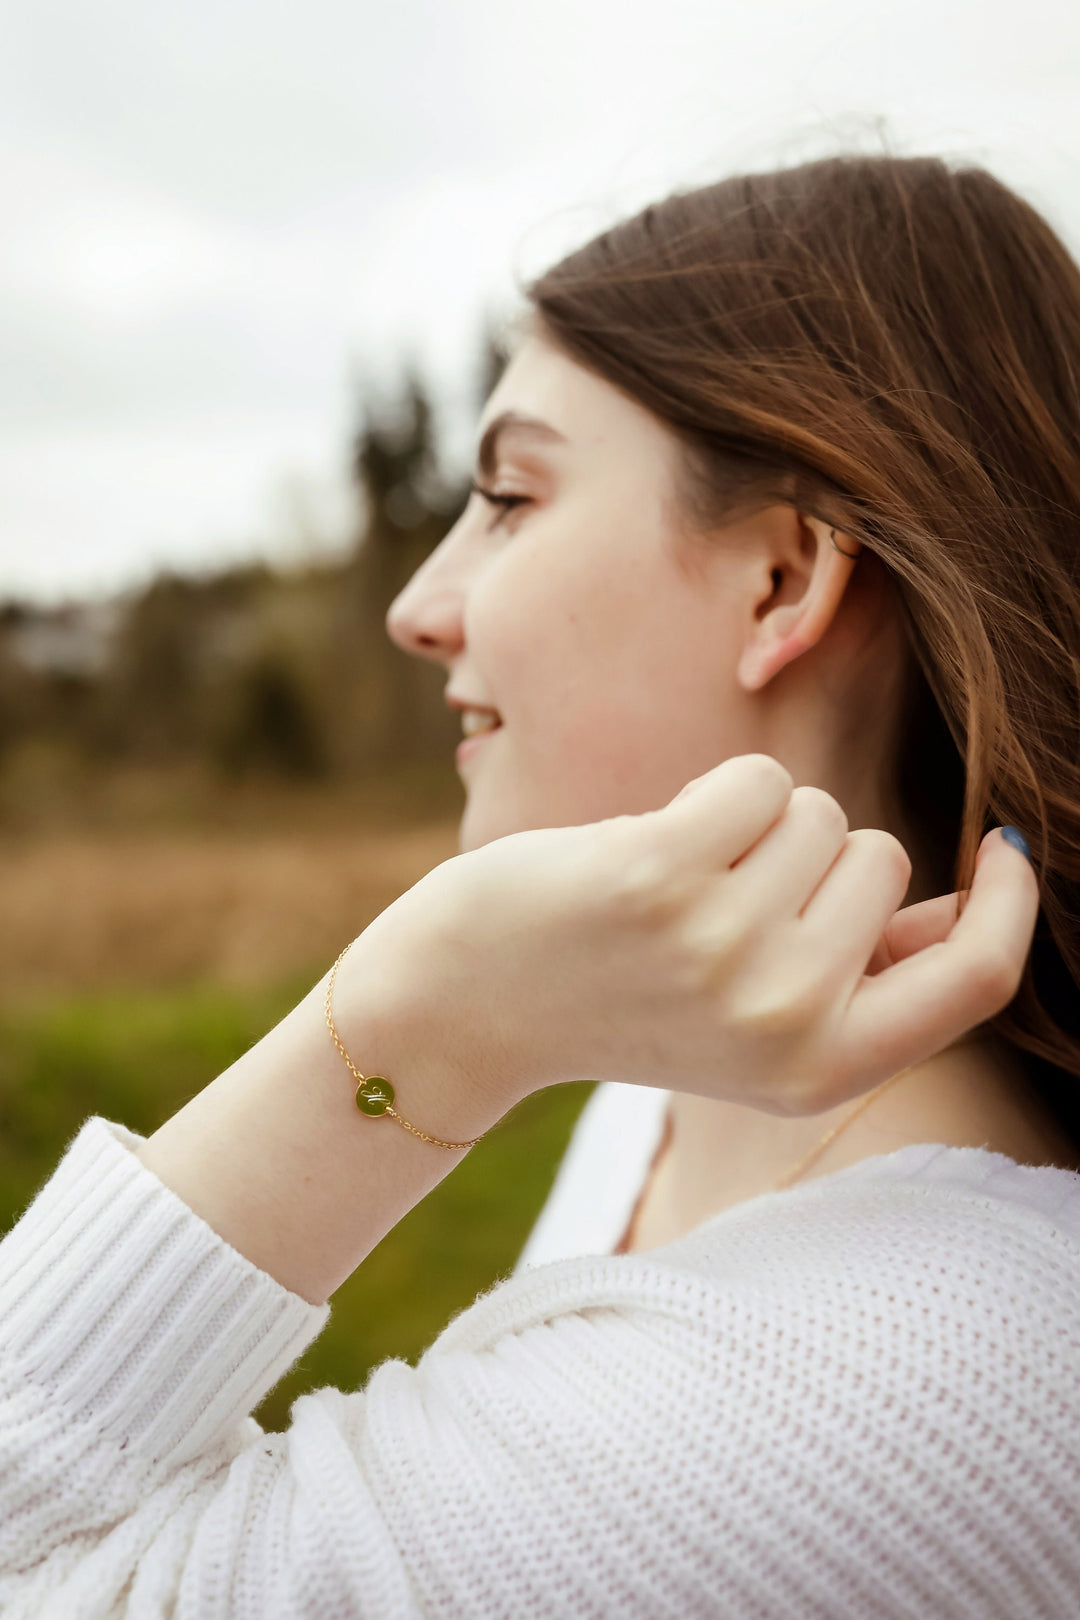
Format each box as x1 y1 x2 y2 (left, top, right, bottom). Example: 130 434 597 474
479 333 676 465
480 334 594 427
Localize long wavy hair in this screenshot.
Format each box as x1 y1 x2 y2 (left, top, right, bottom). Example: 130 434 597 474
529 154 1080 1145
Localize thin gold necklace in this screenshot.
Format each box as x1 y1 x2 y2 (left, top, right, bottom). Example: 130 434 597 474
621 1062 919 1250
771 1065 914 1191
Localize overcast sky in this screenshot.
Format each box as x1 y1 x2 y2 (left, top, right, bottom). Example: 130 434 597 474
2 0 1080 602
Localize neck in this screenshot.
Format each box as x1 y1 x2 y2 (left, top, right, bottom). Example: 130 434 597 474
635 1033 1079 1248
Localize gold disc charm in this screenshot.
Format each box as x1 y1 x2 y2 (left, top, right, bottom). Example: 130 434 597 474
326 939 485 1150
356 1076 395 1116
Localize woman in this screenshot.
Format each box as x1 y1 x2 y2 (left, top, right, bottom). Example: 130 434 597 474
2 153 1079 1617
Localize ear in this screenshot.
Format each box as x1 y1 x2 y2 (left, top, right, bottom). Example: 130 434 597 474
736 513 862 693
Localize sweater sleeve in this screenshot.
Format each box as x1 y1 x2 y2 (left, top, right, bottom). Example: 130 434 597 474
0 1119 328 1610
0 1118 740 1619
2 1119 1080 1619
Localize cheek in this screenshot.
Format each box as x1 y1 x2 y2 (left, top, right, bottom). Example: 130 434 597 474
466 541 746 824
471 539 649 739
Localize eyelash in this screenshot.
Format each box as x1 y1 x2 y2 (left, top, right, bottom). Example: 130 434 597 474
470 480 530 529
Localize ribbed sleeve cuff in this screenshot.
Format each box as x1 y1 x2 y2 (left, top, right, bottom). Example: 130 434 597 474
0 1117 328 1466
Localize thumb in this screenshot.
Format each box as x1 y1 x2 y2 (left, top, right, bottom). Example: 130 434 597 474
844 825 1039 1078
866 825 1036 975
866 892 961 974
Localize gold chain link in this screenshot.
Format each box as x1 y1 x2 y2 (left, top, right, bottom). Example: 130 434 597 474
324 942 486 1152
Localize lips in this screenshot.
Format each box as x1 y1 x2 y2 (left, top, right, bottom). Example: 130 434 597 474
446 690 502 727
446 690 503 766
455 723 501 766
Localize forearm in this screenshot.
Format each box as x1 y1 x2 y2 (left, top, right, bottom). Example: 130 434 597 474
138 929 519 1304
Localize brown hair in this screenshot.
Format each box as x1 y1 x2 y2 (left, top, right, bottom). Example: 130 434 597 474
529 154 1080 1145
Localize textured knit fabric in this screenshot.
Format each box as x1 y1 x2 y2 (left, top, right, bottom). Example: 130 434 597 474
2 1118 1080 1618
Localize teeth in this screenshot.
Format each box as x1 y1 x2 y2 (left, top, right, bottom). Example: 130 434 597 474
461 709 501 736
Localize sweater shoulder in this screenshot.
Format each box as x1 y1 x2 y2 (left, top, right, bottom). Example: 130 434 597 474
436 1144 1080 1357
399 1147 1080 1617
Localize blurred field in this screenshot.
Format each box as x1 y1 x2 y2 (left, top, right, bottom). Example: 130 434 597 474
0 800 593 1431
0 819 461 997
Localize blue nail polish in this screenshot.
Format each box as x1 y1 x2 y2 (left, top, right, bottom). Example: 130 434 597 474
1000 826 1032 862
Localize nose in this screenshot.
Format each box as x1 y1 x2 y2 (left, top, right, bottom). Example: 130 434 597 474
385 557 465 664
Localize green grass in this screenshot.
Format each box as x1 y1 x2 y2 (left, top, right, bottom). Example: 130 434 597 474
0 978 593 1432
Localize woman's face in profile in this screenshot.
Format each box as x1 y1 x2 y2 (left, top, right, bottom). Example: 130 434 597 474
386 332 763 852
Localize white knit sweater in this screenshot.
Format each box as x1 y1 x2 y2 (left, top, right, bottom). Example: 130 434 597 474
2 1115 1080 1619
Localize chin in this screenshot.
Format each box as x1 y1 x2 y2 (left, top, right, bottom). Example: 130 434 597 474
458 779 629 854
456 778 566 851
458 799 537 853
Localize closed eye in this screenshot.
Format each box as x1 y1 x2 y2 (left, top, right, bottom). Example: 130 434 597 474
470 480 531 529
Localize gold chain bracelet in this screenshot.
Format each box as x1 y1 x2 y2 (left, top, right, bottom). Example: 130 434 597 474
324 941 487 1152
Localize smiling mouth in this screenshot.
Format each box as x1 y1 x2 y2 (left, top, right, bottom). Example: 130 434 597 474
455 712 502 766
460 711 503 737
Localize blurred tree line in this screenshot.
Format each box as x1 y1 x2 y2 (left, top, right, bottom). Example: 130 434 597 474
0 342 505 814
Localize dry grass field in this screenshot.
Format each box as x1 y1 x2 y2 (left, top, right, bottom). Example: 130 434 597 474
0 818 461 1000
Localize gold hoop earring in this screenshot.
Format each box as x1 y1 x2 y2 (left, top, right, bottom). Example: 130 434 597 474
829 528 860 560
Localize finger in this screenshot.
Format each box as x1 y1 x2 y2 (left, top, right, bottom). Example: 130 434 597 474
659 753 794 869
798 826 912 973
865 892 961 974
724 785 850 919
840 826 1039 1080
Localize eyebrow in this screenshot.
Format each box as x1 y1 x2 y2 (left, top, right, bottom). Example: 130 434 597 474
475 411 567 480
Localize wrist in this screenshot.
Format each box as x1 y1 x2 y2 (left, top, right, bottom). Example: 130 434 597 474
331 928 526 1144
138 917 526 1304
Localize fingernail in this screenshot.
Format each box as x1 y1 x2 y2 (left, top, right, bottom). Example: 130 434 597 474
1000 826 1032 862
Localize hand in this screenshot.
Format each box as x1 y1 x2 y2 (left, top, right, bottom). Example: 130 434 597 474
351 753 1039 1116
138 750 1039 1301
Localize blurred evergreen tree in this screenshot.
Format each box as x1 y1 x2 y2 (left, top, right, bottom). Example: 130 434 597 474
219 653 325 780
106 576 201 756
344 330 510 767
348 372 468 765
476 322 510 407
